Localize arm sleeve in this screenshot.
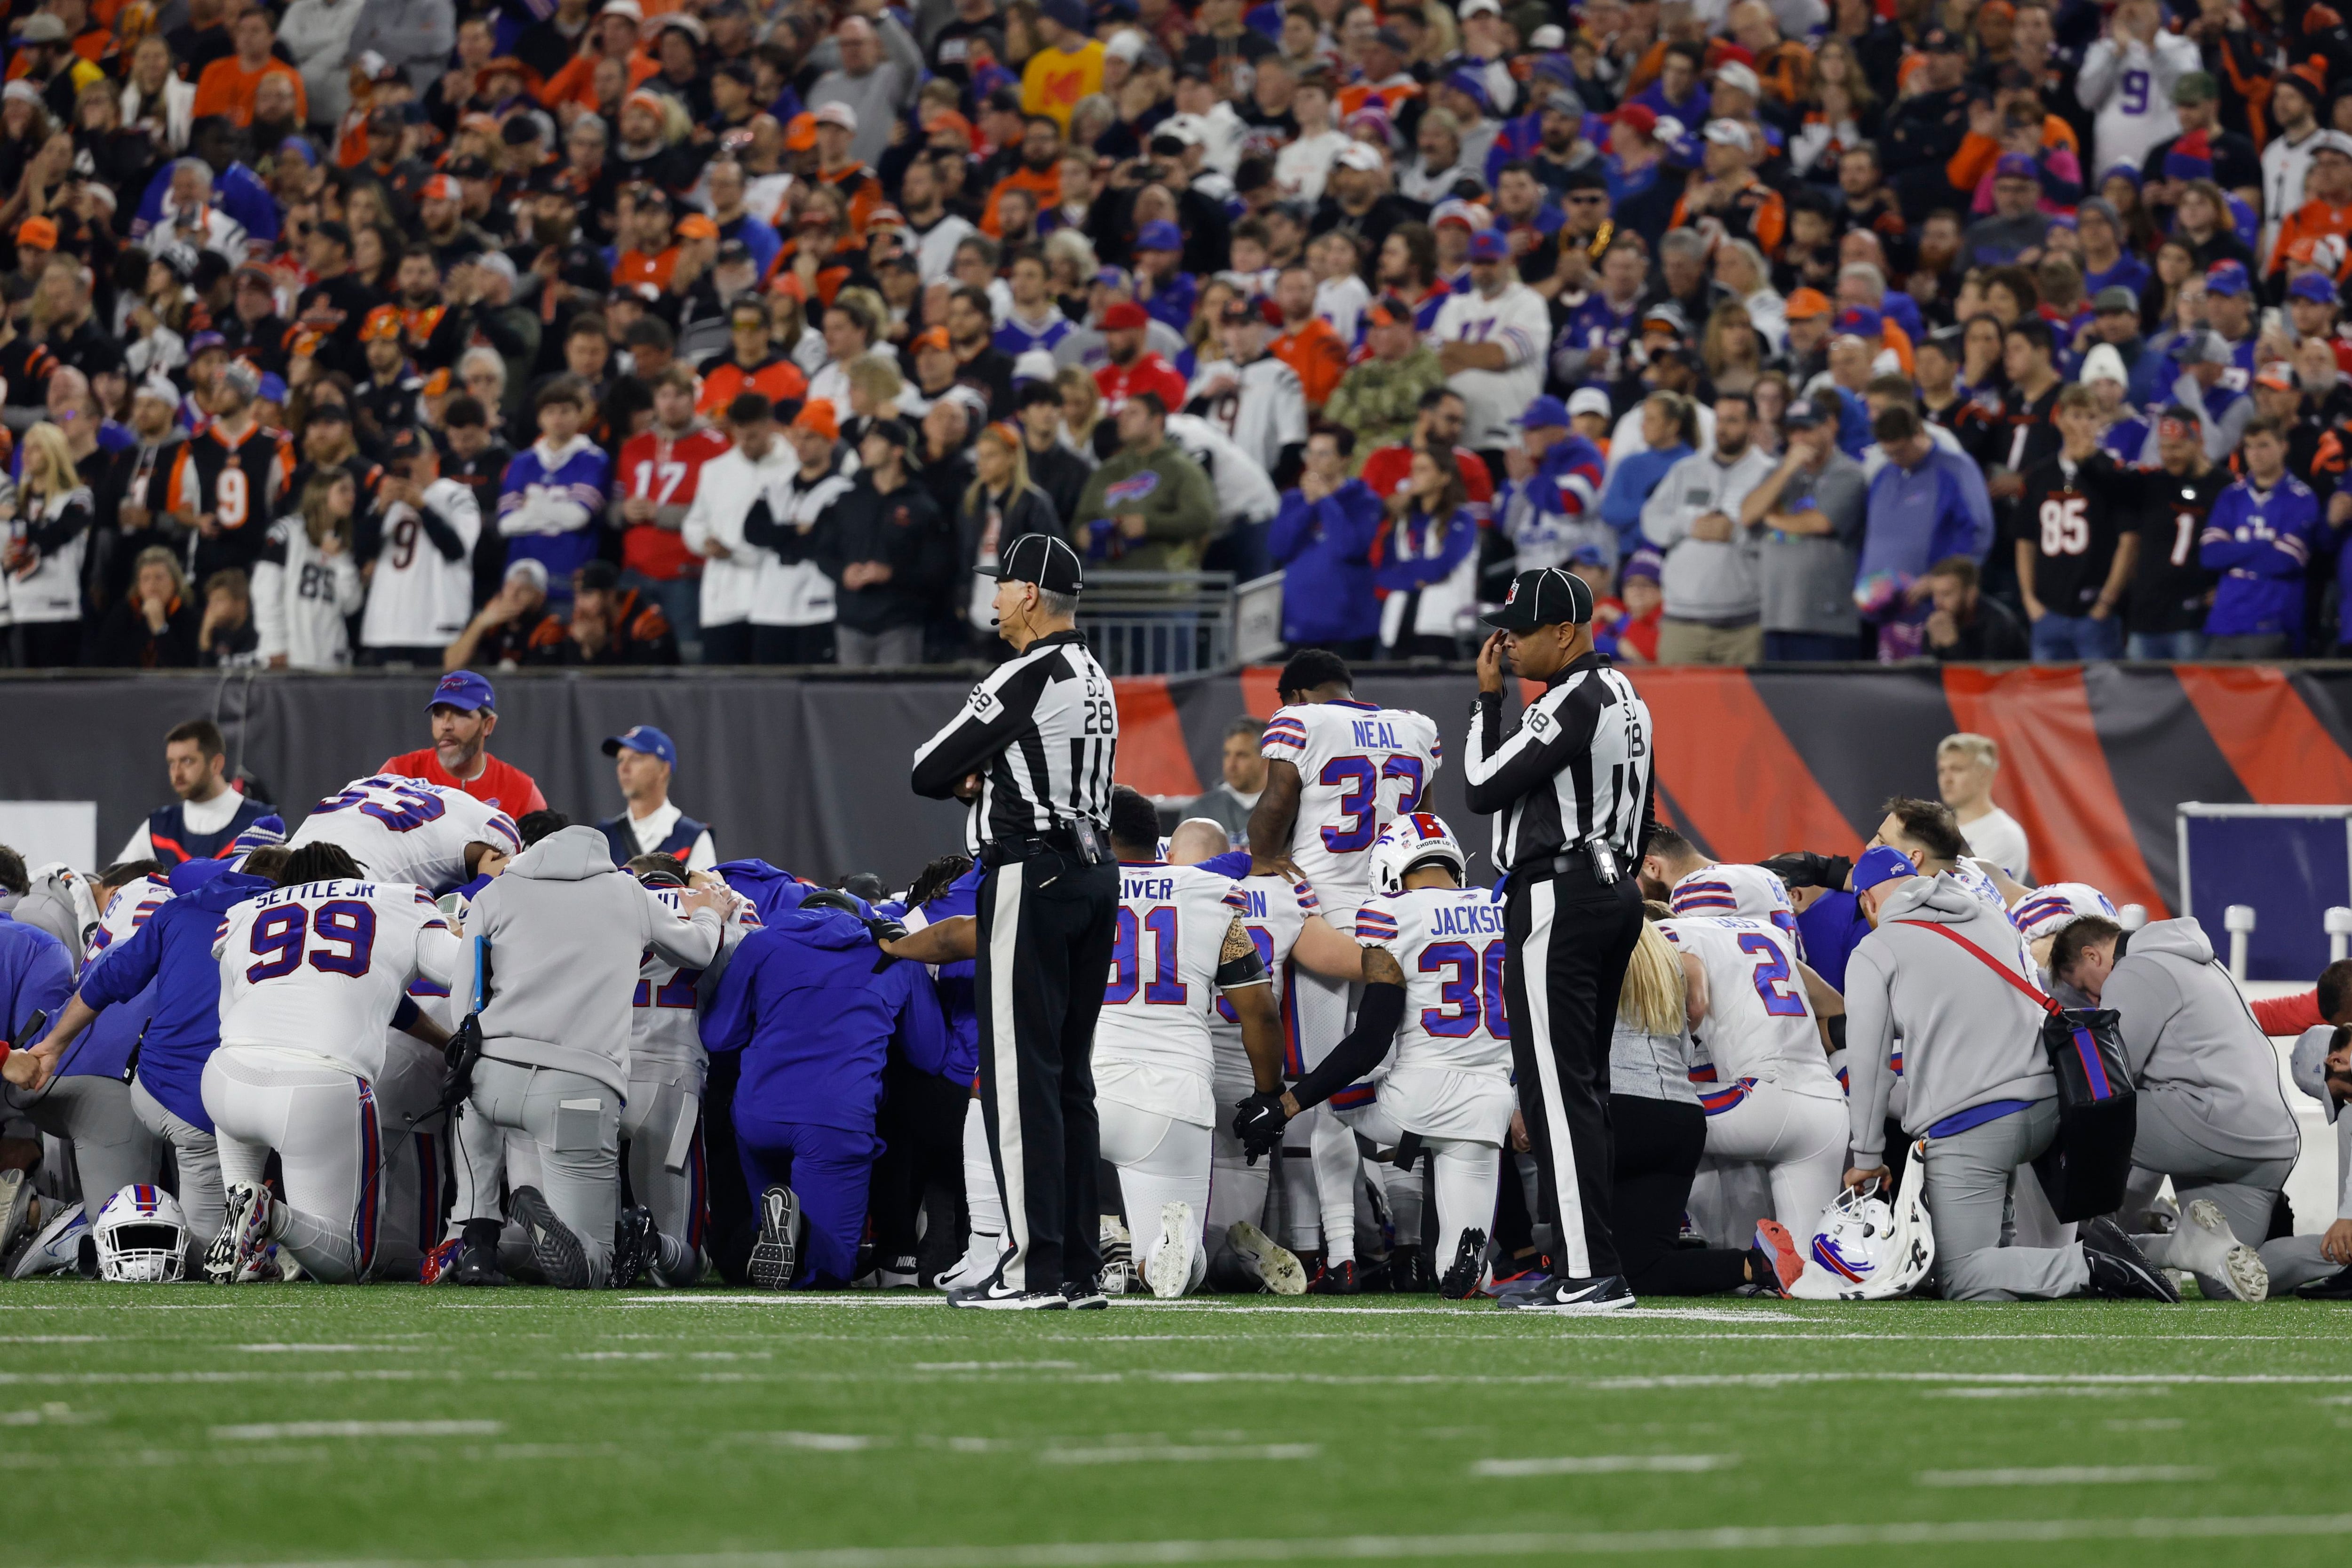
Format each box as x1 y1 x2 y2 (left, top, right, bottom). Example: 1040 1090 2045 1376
1288 981 1405 1110
412 925 461 990
2076 39 2119 109
13 937 73 1037
417 501 469 563
699 941 757 1056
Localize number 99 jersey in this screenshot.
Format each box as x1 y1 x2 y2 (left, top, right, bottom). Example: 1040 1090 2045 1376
289 775 523 894
1095 863 1256 1128
1260 699 1444 907
1657 916 1839 1101
214 878 461 1082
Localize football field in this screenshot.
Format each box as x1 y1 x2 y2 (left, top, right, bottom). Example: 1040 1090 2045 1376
7 1287 2352 1568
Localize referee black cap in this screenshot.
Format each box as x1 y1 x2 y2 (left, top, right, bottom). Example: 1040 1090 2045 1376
1486 566 1592 630
995 533 1085 595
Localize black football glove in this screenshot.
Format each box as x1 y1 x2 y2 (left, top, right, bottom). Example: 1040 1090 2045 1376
1759 851 1853 891
863 916 909 970
1233 1091 1290 1163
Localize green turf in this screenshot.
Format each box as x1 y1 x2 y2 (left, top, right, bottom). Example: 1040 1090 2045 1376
5 1285 2352 1568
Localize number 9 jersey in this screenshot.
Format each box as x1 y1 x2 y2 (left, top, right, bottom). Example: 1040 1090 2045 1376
1657 916 1840 1101
215 877 462 1082
288 775 523 894
1261 699 1444 907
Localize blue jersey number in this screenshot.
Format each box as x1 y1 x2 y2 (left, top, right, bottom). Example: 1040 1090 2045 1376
1738 932 1807 1017
1420 939 1508 1039
1107 907 1188 1006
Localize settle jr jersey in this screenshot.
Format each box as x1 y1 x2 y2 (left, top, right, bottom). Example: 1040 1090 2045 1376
630 889 762 1084
214 878 460 1082
1669 862 1803 958
1260 698 1445 906
288 775 523 894
1352 885 1512 1080
1093 861 1260 1127
1659 915 1839 1102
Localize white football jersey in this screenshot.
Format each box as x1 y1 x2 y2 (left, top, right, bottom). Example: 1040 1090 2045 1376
631 889 763 1082
360 478 483 649
1949 859 2009 915
1669 862 1804 958
1183 354 1305 479
1352 885 1512 1079
1094 863 1257 1127
89 875 173 964
289 775 523 894
1208 872 1310 1087
215 878 461 1081
1260 699 1445 908
1659 916 1839 1101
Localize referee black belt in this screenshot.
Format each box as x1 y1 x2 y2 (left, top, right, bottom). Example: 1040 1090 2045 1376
1507 845 1618 884
979 821 1112 868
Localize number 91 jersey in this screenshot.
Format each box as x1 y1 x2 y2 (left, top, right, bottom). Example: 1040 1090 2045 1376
1657 916 1839 1100
1095 863 1254 1127
289 775 523 894
1261 699 1444 906
215 878 461 1082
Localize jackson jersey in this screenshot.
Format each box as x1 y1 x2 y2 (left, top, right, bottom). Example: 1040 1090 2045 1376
1669 862 1803 958
1094 862 1260 1127
1353 885 1512 1079
1261 698 1445 906
288 775 523 894
1208 871 1310 1084
1659 915 1839 1100
214 878 460 1081
631 888 762 1082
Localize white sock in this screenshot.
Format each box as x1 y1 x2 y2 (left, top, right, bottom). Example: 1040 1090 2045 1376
1310 1111 1360 1265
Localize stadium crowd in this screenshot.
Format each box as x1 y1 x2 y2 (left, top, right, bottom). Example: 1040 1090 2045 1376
0 667 2347 1303
14 0 2352 669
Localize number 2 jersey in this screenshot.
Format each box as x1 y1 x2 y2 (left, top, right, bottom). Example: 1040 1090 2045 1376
288 775 523 894
1348 884 1515 1139
1260 698 1444 909
631 887 763 1088
1094 862 1263 1127
1658 915 1839 1103
214 877 461 1082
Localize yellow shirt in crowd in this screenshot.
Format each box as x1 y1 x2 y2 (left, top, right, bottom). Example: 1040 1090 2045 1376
1022 41 1105 131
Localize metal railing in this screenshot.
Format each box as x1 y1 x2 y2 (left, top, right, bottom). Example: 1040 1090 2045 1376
1077 569 1287 676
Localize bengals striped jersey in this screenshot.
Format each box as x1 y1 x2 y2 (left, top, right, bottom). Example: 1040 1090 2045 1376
167 419 295 581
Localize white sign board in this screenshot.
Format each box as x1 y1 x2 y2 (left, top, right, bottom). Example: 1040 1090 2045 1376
0 801 98 874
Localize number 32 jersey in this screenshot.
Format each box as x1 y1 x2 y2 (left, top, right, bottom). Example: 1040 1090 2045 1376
289 775 523 894
1095 863 1258 1127
1261 699 1443 906
1658 915 1838 1101
215 878 461 1081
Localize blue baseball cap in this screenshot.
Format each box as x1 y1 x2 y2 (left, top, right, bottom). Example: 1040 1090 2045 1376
429 669 496 713
1468 227 1510 262
2290 272 2339 304
2204 261 2250 297
1135 220 1184 253
1834 305 1883 338
1851 845 1918 894
1443 67 1492 113
257 372 287 402
603 725 678 769
1518 393 1571 431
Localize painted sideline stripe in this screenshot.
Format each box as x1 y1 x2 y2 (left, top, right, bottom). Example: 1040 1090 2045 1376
93 1513 2352 1568
1473 1455 1736 1477
212 1421 505 1441
1917 1466 2216 1488
1039 1445 1319 1465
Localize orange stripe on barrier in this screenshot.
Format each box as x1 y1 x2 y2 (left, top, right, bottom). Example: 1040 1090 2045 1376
2174 665 2352 804
1239 665 1285 719
1941 666 2168 915
1622 668 1863 864
1112 676 1202 798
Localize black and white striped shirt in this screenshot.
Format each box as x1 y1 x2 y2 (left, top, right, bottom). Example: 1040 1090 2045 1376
1462 653 1653 874
911 630 1119 853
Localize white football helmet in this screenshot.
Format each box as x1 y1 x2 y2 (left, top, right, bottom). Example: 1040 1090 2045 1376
2009 882 2118 942
1368 812 1467 896
91 1185 191 1283
1786 1145 1935 1300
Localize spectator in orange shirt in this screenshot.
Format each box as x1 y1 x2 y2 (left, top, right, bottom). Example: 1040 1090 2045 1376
1670 120 1786 259
2269 134 2352 278
981 115 1064 237
813 102 885 238
697 297 810 414
1268 263 1346 410
540 0 660 113
191 9 309 129
614 192 682 295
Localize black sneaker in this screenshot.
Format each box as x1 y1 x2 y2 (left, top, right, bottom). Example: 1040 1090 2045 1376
510 1187 590 1290
946 1277 1070 1310
1387 1244 1432 1294
748 1186 799 1290
452 1241 506 1287
607 1205 657 1289
1060 1280 1109 1309
2080 1216 2181 1303
1495 1273 1637 1314
1308 1258 1361 1295
1438 1229 1489 1300
2296 1266 2352 1300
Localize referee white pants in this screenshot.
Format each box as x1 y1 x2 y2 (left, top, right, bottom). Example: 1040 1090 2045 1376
130 1076 222 1266
1699 1080 1847 1242
1097 1096 1210 1296
1285 963 1366 1264
202 1045 382 1284
622 1067 707 1285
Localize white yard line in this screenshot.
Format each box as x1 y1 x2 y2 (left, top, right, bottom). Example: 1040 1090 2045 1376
1916 1466 2216 1488
211 1421 505 1441
1472 1455 1737 1477
1038 1444 1319 1465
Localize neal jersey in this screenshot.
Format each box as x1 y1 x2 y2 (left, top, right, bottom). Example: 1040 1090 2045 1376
631 889 762 1083
1260 698 1445 907
1094 862 1257 1127
1353 885 1512 1080
1208 871 1310 1085
1659 915 1839 1101
288 775 523 894
1669 862 1803 958
214 878 460 1082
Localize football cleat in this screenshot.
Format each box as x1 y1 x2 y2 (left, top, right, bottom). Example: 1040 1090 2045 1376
208 1182 276 1285
2080 1216 2180 1303
8 1201 88 1279
450 1240 507 1287
1751 1219 1805 1297
938 1233 1001 1292
419 1237 463 1287
1060 1279 1110 1309
1098 1216 1132 1295
2169 1198 2268 1303
748 1186 799 1290
1150 1202 1195 1299
946 1278 1070 1309
0 1169 31 1257
1308 1258 1361 1295
1225 1219 1307 1296
511 1186 592 1290
1495 1274 1637 1314
607 1204 658 1290
1484 1259 1552 1300
2296 1265 2352 1300
1438 1229 1489 1300
1386 1244 1433 1294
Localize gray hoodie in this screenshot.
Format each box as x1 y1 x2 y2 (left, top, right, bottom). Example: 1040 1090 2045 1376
1638 444 1775 622
453 826 721 1097
2101 917 2300 1161
1844 873 2053 1162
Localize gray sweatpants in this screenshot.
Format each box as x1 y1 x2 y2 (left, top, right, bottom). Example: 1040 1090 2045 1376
7 1075 160 1208
1922 1098 2091 1301
130 1077 222 1265
2123 1087 2333 1296
620 1067 705 1285
456 1059 619 1285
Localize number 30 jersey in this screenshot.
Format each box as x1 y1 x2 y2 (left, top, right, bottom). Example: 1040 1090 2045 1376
1658 915 1839 1101
1094 862 1259 1127
1261 699 1444 907
1353 885 1511 1080
288 775 523 894
214 878 461 1081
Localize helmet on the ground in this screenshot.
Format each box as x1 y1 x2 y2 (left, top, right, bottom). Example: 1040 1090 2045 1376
90 1185 191 1284
1786 1149 1934 1300
1368 812 1466 896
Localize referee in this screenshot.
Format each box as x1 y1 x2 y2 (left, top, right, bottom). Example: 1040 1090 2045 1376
910 533 1120 1310
1464 567 1655 1315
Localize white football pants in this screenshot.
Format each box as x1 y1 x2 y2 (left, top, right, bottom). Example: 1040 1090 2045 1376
1287 965 1365 1263
203 1045 383 1283
1097 1096 1210 1295
1700 1080 1848 1242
